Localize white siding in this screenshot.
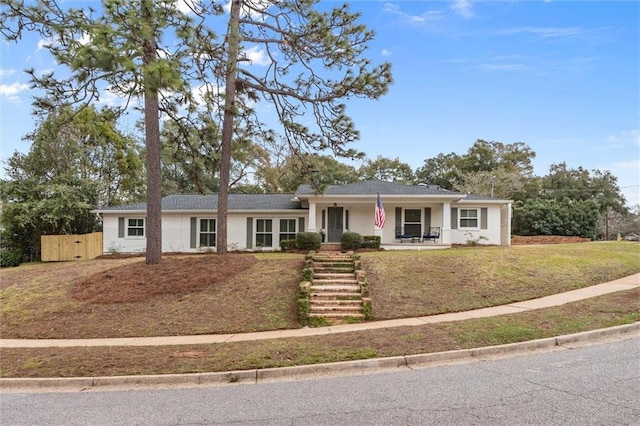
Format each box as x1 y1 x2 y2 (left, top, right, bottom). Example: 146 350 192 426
102 215 147 254
101 212 305 253
100 199 509 253
450 205 502 245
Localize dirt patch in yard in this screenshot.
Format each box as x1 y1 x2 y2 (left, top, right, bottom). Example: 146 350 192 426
1 254 304 339
72 255 258 304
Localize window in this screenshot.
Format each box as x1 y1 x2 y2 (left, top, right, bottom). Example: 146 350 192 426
404 209 421 236
200 219 216 247
127 218 144 237
279 219 296 242
459 209 479 228
256 219 273 247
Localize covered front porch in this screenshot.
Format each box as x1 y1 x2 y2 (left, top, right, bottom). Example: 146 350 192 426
295 180 512 247
319 242 451 251
308 199 456 245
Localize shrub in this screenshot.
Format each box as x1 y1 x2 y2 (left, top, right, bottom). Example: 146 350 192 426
362 235 381 249
296 232 322 250
0 249 22 267
309 317 329 327
301 267 314 281
341 231 363 250
279 239 297 251
297 298 310 326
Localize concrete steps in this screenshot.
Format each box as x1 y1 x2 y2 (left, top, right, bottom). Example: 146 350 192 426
307 252 367 324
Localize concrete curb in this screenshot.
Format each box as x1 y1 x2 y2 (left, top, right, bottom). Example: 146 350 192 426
2 322 638 393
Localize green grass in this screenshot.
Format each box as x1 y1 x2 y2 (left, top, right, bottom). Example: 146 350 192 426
0 241 639 378
363 242 639 319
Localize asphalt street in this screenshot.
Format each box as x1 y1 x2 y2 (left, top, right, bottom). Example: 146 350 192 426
2 336 638 425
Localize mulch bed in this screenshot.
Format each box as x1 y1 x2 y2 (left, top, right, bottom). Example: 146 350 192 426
72 254 258 304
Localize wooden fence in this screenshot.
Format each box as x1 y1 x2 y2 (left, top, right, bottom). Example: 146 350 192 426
41 232 103 262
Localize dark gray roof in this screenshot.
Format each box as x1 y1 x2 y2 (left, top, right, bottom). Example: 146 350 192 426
462 194 505 201
100 193 303 212
295 180 465 196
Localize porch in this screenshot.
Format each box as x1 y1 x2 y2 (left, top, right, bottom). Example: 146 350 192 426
319 242 450 251
381 242 450 251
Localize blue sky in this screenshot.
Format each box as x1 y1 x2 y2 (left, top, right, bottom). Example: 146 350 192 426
1 0 639 206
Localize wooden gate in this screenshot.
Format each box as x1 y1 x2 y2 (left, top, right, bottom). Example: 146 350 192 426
41 232 103 262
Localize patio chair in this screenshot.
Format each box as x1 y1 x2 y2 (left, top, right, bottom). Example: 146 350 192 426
421 227 441 243
395 227 413 243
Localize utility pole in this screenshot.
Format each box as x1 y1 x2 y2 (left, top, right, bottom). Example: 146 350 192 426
490 175 496 198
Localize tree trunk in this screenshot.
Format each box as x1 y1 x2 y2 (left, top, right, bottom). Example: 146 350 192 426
142 0 162 264
217 0 242 255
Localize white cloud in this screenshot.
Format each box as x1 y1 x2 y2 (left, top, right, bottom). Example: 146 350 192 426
0 69 17 78
605 129 640 148
191 83 223 107
609 159 640 170
174 0 197 15
383 2 444 25
498 27 582 39
478 63 528 71
37 37 54 50
94 85 132 108
77 32 91 46
0 82 30 100
451 0 474 19
381 49 392 57
243 46 270 66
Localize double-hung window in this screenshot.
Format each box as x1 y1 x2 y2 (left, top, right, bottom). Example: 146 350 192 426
279 219 296 242
200 219 216 247
459 209 479 228
256 219 273 247
127 218 145 237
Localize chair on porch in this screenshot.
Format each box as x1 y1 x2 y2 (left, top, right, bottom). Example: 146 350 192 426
421 227 441 243
395 227 413 243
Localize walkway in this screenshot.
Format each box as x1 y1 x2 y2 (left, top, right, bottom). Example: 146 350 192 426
1 273 638 349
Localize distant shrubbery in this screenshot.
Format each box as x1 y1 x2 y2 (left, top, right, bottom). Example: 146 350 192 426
513 198 600 239
0 250 22 267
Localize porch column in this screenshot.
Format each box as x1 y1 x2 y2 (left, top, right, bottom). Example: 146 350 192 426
442 201 452 245
373 225 383 240
307 201 317 232
501 202 512 246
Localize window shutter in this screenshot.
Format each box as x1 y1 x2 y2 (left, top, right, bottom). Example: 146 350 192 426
118 217 125 238
481 208 488 230
298 217 305 233
395 207 402 229
345 210 349 230
190 217 197 248
321 210 326 229
424 207 431 231
451 208 458 230
246 217 253 249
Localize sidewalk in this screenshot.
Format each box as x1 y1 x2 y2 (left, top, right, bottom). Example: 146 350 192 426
2 273 638 349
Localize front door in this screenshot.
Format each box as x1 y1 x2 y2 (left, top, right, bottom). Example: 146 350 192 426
327 207 343 242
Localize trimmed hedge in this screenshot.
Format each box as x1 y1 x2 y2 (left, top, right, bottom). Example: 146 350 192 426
279 239 297 251
296 232 322 250
341 231 364 250
362 235 381 249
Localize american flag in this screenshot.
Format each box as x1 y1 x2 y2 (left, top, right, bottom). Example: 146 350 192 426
375 193 386 229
